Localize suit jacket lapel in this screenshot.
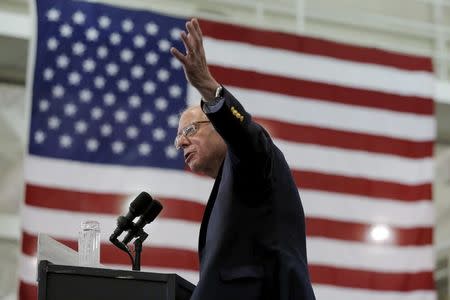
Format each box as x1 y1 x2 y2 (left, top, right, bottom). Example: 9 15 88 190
198 161 224 263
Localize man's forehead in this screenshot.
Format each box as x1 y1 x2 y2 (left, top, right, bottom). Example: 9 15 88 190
179 107 206 125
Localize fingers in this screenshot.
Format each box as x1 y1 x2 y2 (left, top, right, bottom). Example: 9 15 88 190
169 18 203 66
170 47 187 65
192 19 203 43
180 31 194 55
186 19 202 48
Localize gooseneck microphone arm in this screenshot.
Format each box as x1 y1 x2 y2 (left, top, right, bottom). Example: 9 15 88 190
109 192 163 271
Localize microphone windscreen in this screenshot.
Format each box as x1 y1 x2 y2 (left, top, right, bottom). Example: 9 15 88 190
141 199 163 224
130 192 153 215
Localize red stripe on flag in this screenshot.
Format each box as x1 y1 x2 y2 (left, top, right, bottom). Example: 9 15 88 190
309 265 434 291
306 218 432 246
200 19 433 72
25 184 205 222
19 281 37 299
22 232 199 270
25 185 125 214
211 65 433 115
255 117 433 158
294 170 432 201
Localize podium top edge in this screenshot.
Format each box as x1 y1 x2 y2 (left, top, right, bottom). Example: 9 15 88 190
38 260 196 290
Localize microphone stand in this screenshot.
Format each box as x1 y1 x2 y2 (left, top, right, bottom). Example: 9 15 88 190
110 238 134 267
111 229 149 271
132 231 148 271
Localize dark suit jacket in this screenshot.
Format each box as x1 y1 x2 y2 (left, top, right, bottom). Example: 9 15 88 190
191 87 316 300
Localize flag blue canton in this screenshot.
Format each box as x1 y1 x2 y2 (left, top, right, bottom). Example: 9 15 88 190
29 0 187 169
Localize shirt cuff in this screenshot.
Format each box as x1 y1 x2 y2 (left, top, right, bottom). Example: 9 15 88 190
202 97 225 114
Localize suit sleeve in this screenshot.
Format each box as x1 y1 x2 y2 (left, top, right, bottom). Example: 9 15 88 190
201 86 273 178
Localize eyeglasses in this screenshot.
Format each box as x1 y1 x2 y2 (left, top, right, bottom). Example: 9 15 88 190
174 121 211 150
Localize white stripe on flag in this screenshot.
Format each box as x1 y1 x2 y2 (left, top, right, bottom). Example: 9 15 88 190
203 37 434 98
302 190 433 227
25 155 214 204
307 237 434 273
27 144 432 201
276 139 433 184
187 86 435 141
20 254 38 285
313 284 436 300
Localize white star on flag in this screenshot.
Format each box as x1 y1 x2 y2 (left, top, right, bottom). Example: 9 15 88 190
43 68 54 81
79 89 93 103
46 8 60 22
94 76 106 89
143 81 156 94
110 32 121 45
47 37 59 51
72 11 86 25
47 116 61 130
86 138 99 152
128 95 142 108
155 97 168 111
91 107 103 120
98 15 111 29
97 46 108 59
100 123 112 136
103 93 116 106
145 22 158 35
72 42 86 56
39 99 50 112
158 39 171 52
86 27 99 41
75 120 88 134
111 141 125 154
52 85 65 98
133 35 146 48
141 111 154 125
145 51 159 65
59 134 73 148
138 143 151 156
34 130 46 144
59 23 73 37
152 128 166 141
121 19 134 32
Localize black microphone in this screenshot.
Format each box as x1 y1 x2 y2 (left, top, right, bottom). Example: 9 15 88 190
122 199 163 244
109 192 153 242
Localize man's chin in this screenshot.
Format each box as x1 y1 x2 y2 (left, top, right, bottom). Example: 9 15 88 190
189 162 206 176
188 161 199 172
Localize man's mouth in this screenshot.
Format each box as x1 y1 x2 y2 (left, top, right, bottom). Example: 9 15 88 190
184 151 194 163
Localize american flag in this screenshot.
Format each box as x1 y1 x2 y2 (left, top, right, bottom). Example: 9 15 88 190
21 0 436 299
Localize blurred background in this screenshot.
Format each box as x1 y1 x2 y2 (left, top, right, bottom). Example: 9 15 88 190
0 0 449 299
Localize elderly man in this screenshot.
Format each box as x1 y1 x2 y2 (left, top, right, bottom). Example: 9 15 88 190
170 19 316 300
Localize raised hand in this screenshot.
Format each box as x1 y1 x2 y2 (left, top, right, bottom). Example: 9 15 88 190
170 18 219 102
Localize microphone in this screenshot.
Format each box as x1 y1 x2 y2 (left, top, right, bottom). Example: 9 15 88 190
122 199 163 244
109 192 153 242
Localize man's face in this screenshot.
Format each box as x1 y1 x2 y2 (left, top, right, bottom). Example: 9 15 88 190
176 107 226 177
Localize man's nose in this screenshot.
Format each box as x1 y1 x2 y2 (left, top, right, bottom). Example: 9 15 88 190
177 134 190 149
